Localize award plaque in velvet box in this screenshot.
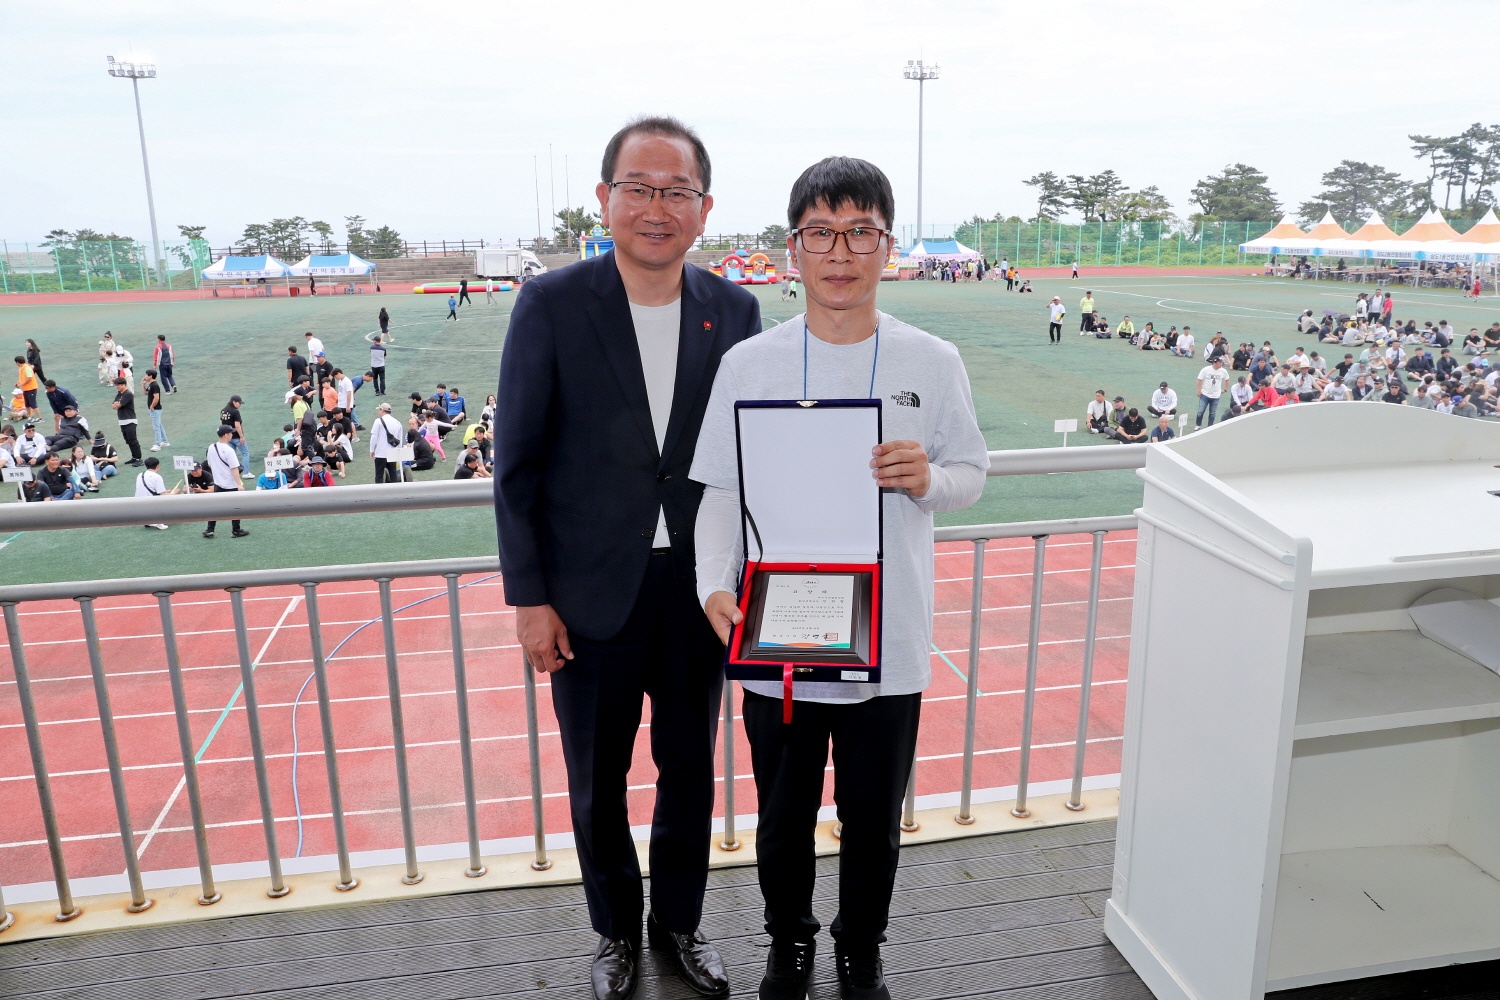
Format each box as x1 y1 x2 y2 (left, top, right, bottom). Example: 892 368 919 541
726 399 883 686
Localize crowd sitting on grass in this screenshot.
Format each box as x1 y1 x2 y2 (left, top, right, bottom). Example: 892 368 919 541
3 317 498 515
1080 289 1500 442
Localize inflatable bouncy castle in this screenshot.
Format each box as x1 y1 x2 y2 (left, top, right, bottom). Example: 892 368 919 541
712 250 779 284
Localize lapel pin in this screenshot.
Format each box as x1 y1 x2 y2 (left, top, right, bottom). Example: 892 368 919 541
703 321 712 331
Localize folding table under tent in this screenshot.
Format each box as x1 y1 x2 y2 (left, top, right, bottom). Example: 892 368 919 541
288 253 379 292
199 254 293 296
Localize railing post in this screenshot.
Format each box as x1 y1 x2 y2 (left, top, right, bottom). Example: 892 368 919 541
2 603 78 921
900 749 919 832
302 584 357 890
228 588 289 897
76 597 152 912
719 682 741 850
1067 531 1107 811
1012 535 1048 818
957 537 988 824
376 578 423 885
444 573 486 877
155 592 220 904
522 656 552 871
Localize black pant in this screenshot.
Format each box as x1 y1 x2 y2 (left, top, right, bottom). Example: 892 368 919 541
743 689 921 949
447 308 457 320
1048 322 1062 343
549 551 724 940
119 422 141 460
458 290 471 305
371 367 386 394
380 320 389 334
373 458 400 483
158 364 175 391
206 484 241 533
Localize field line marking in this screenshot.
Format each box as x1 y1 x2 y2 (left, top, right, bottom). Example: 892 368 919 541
135 776 187 861
193 595 302 763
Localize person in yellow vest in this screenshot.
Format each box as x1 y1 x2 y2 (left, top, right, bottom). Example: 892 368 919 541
13 355 40 421
1079 291 1095 333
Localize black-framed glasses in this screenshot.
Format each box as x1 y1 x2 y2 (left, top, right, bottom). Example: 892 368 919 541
606 181 705 209
793 226 890 254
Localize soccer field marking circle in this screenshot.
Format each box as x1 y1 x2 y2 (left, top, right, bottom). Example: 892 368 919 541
364 322 504 352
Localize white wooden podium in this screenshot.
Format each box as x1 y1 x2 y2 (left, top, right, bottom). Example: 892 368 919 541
1105 402 1500 998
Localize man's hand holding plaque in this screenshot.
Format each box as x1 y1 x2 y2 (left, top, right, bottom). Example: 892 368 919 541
870 438 930 496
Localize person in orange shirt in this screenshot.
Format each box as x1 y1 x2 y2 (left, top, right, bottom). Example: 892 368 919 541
13 355 39 420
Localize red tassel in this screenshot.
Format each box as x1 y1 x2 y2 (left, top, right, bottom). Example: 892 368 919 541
783 663 794 724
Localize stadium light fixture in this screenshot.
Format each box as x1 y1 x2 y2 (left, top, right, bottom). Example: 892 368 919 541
107 56 166 288
903 59 939 248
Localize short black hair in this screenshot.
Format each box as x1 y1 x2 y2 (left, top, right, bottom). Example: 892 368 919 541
786 157 895 232
601 115 711 192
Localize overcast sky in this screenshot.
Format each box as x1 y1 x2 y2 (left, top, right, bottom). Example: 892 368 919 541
5 0 1495 248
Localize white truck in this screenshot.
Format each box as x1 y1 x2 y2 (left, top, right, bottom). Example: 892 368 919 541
474 247 547 281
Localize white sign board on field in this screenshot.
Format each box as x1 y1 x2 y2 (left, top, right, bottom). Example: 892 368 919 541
2 467 33 483
173 455 197 470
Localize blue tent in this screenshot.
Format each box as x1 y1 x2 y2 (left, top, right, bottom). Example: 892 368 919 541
901 239 980 261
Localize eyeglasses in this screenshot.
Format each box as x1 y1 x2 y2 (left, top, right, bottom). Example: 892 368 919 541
794 227 890 254
606 181 705 209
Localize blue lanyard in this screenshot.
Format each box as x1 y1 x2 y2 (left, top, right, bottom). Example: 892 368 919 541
802 319 880 400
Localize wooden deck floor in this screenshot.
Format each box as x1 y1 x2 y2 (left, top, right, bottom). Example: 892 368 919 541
1 819 1495 999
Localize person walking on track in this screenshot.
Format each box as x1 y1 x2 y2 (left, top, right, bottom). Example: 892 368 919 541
458 278 472 307
378 306 394 343
446 294 459 321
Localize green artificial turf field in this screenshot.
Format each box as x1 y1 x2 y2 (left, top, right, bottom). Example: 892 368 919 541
0 272 1489 584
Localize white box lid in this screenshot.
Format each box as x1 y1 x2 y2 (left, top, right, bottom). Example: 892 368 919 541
735 401 881 563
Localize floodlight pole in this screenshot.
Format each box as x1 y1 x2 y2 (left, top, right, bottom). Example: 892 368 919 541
903 59 939 246
108 57 165 288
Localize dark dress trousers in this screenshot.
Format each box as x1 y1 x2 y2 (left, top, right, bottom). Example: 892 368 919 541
493 251 761 940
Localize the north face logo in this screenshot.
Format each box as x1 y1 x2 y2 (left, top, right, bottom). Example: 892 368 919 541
891 390 920 407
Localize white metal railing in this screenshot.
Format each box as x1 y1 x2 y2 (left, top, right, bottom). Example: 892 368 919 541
0 444 1148 927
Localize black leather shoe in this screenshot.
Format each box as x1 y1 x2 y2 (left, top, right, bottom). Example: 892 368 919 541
759 939 815 1000
591 936 639 1000
834 945 889 1000
647 912 729 996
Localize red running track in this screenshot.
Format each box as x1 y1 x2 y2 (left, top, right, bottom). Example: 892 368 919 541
0 532 1135 891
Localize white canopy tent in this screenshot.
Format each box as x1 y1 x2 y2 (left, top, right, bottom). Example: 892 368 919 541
1241 209 1500 263
200 254 293 280
901 239 982 261
287 253 377 275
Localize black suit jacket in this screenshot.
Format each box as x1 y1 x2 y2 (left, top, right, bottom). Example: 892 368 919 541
492 252 761 641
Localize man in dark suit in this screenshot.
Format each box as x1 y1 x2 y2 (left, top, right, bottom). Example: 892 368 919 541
493 116 761 1000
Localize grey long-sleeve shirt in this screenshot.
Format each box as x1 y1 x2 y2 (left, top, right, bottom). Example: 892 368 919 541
691 312 990 704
